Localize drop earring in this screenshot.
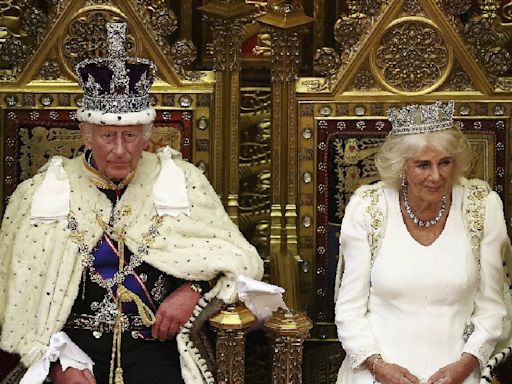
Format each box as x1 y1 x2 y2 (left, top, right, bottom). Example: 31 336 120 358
400 173 407 189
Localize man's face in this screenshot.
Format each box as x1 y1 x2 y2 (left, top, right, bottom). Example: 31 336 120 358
82 124 147 180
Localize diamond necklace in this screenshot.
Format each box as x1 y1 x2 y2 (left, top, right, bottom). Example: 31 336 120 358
403 187 447 227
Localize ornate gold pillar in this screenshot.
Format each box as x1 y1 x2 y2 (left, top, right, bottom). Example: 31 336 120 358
257 3 312 308
265 308 313 384
198 1 255 222
209 303 256 383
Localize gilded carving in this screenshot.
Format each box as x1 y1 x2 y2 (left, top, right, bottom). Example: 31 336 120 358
434 0 512 80
205 16 251 72
403 0 423 15
353 68 376 90
170 39 204 81
496 77 512 91
239 90 271 258
38 60 61 80
440 0 472 15
22 5 46 37
345 0 385 18
462 14 511 76
313 47 341 77
333 16 366 62
214 330 247 384
252 31 272 57
372 19 452 94
442 64 474 91
504 1 512 20
19 126 83 180
0 37 27 78
270 29 300 82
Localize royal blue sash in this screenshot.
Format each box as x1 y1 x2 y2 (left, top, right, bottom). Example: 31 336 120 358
93 234 156 337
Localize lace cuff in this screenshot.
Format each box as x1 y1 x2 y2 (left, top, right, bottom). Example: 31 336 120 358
19 332 94 384
463 340 494 368
347 347 380 368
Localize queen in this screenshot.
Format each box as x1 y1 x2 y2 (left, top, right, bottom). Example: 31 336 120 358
334 101 510 384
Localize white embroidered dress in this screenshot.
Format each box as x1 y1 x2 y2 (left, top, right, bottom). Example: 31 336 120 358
335 181 508 384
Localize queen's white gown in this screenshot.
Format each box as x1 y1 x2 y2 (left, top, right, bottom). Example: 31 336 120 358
335 182 508 384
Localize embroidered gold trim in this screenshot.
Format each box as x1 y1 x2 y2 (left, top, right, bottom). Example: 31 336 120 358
464 184 489 265
81 154 135 190
362 188 385 266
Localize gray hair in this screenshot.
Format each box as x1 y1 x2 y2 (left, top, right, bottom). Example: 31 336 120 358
375 126 473 189
79 122 153 140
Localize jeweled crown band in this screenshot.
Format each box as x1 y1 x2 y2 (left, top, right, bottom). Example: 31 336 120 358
387 101 455 136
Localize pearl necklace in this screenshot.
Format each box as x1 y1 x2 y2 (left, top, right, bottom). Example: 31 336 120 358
403 188 447 227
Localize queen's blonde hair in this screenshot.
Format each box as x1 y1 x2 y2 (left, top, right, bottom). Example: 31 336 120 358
375 126 473 189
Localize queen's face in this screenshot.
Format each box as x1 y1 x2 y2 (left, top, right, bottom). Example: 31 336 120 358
404 146 456 204
81 124 147 180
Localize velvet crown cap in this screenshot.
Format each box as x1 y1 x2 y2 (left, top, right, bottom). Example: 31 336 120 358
75 22 156 126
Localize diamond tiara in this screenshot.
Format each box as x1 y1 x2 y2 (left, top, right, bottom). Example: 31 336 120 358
75 22 156 125
387 101 455 136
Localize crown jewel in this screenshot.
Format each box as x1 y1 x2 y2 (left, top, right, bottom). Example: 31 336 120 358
75 23 156 125
387 101 455 135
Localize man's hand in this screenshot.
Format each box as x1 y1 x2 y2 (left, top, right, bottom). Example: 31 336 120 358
49 364 96 384
151 282 201 341
426 353 479 384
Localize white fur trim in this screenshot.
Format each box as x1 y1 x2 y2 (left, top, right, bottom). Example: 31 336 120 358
177 295 215 384
76 107 155 125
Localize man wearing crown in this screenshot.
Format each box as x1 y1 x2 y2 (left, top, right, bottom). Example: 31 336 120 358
0 23 263 384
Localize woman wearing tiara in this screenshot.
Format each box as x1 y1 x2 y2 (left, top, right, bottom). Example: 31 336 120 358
334 101 511 384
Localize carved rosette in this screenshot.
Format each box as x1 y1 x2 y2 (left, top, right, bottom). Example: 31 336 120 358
346 0 384 18
334 16 366 62
371 18 452 94
313 47 341 77
38 60 62 80
440 0 472 15
402 0 423 15
444 66 474 91
0 38 28 78
270 29 301 82
464 17 511 76
354 68 376 90
132 1 177 54
21 6 48 41
170 39 204 81
484 47 511 75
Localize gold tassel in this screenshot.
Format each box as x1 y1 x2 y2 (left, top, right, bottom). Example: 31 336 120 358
115 367 124 384
117 286 156 327
106 228 155 384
